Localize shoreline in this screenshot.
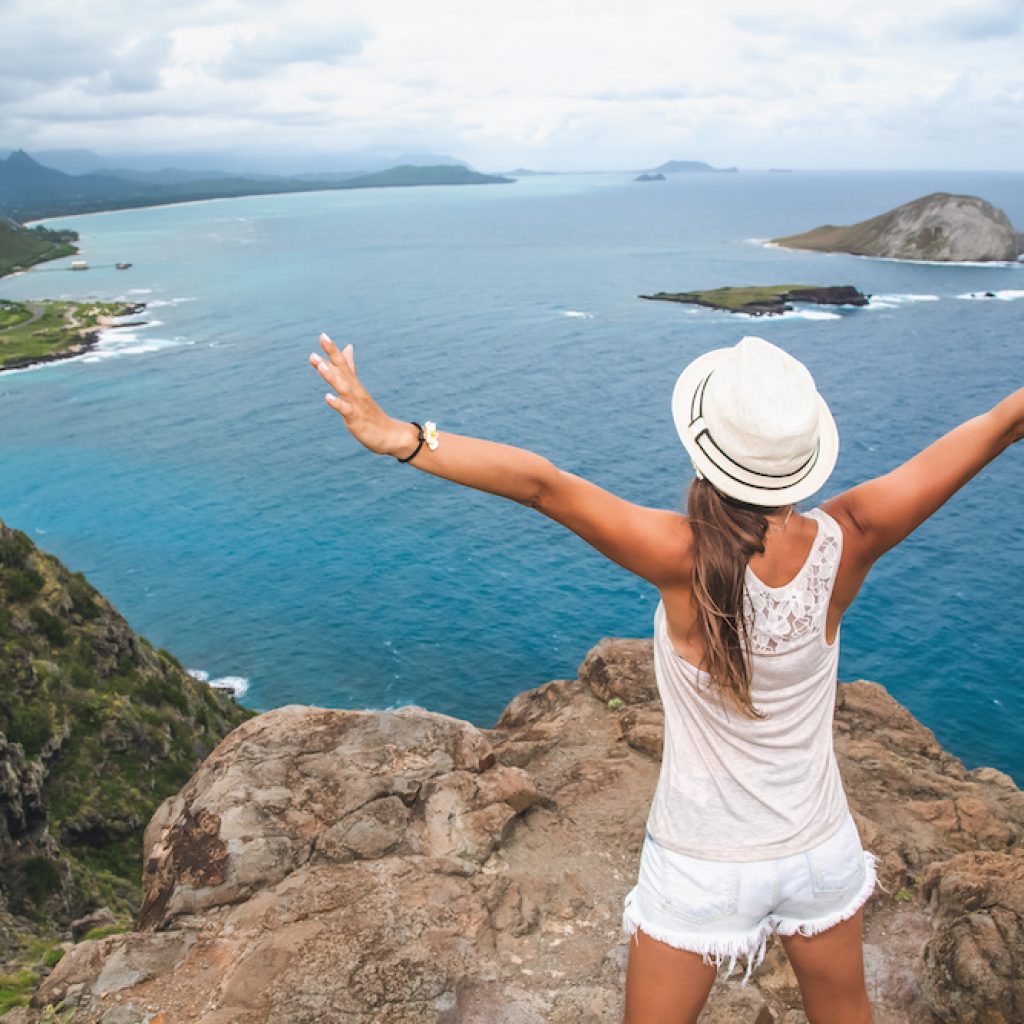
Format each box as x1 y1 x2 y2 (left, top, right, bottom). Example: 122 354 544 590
20 177 516 229
0 302 147 374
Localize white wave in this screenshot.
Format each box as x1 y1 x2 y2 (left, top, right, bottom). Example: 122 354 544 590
146 297 197 308
759 240 1022 267
127 288 153 294
187 668 250 699
956 289 1024 301
773 308 841 321
209 675 249 698
562 310 594 319
867 293 940 310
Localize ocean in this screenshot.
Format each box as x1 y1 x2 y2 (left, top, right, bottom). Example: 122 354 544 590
1 169 1022 782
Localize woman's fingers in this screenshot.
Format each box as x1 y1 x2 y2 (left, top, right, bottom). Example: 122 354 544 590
320 333 355 374
309 351 347 392
325 393 353 415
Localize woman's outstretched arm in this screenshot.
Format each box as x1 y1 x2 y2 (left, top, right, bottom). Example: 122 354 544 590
309 334 689 586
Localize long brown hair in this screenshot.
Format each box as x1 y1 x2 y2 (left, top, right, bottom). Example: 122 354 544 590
687 477 784 719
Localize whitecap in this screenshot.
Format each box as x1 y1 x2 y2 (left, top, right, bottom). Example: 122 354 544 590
187 668 249 699
871 293 939 304
127 288 153 295
209 675 249 698
956 289 1024 301
562 310 594 319
759 241 1022 267
774 309 841 321
147 297 197 309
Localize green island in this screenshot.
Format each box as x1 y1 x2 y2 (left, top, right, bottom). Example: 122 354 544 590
0 298 144 372
639 284 869 316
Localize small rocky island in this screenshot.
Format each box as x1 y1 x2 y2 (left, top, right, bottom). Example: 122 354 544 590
772 192 1022 262
634 173 665 182
640 284 868 316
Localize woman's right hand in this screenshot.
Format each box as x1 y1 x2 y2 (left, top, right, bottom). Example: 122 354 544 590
309 333 415 458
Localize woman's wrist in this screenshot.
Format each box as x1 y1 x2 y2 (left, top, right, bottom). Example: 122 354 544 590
385 419 422 459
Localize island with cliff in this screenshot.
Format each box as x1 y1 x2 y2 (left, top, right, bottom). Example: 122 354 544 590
1 518 1022 1023
772 192 1023 263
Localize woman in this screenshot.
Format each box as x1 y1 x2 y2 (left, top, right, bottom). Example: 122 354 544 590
309 332 1022 1024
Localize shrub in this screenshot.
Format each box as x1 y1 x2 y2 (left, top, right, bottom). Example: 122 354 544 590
8 704 52 756
5 568 43 602
29 607 66 646
0 531 32 569
22 857 62 907
68 573 100 620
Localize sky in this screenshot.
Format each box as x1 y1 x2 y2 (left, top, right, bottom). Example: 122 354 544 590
1 0 1022 172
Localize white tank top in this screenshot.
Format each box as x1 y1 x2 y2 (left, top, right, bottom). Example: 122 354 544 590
645 507 850 861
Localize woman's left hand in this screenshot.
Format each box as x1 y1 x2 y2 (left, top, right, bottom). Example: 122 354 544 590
309 333 410 456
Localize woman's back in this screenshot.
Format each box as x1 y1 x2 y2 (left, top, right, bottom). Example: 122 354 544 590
647 508 850 861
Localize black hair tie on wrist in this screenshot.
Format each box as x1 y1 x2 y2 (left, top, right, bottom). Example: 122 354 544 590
396 422 424 463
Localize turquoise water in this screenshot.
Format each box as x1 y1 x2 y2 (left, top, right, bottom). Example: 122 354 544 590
1 171 1022 781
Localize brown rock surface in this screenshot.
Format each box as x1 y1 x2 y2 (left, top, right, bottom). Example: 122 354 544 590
14 640 1023 1023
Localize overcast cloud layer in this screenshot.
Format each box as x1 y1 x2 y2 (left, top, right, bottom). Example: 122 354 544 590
2 0 1022 170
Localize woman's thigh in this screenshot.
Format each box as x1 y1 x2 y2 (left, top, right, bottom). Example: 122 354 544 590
779 906 872 1024
623 927 718 1024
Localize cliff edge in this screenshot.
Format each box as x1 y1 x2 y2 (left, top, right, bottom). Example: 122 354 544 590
772 192 1021 262
12 641 1023 1024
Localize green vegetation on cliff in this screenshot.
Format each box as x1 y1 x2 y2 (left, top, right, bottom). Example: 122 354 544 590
0 518 256 939
0 221 78 278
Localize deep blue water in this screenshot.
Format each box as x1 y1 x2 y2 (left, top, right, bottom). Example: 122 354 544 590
1 171 1022 782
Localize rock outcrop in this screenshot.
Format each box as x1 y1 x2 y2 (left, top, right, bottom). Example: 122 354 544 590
12 640 1023 1024
772 192 1021 262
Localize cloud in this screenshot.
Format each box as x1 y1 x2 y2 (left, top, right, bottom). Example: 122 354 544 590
921 0 1024 41
218 21 371 79
86 33 174 94
0 0 1022 171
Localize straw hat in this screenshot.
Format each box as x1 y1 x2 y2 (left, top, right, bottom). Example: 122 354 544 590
671 336 839 506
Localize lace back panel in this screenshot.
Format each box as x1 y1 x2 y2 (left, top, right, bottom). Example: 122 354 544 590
742 509 842 655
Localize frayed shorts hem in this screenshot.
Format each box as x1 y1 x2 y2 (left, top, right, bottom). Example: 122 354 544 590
621 896 773 984
772 849 879 937
621 849 880 986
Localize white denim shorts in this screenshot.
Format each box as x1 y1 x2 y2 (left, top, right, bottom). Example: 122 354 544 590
621 809 879 984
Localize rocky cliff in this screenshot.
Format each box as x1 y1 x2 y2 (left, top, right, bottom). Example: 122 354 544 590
0 519 255 969
772 192 1021 262
10 641 1022 1024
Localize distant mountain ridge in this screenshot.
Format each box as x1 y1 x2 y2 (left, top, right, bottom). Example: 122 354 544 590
649 159 738 174
0 150 512 223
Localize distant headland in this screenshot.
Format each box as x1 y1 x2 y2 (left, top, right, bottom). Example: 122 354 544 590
772 192 1022 263
0 150 514 224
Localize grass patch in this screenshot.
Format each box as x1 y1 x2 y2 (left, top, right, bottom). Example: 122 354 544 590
80 922 130 942
0 967 37 1014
